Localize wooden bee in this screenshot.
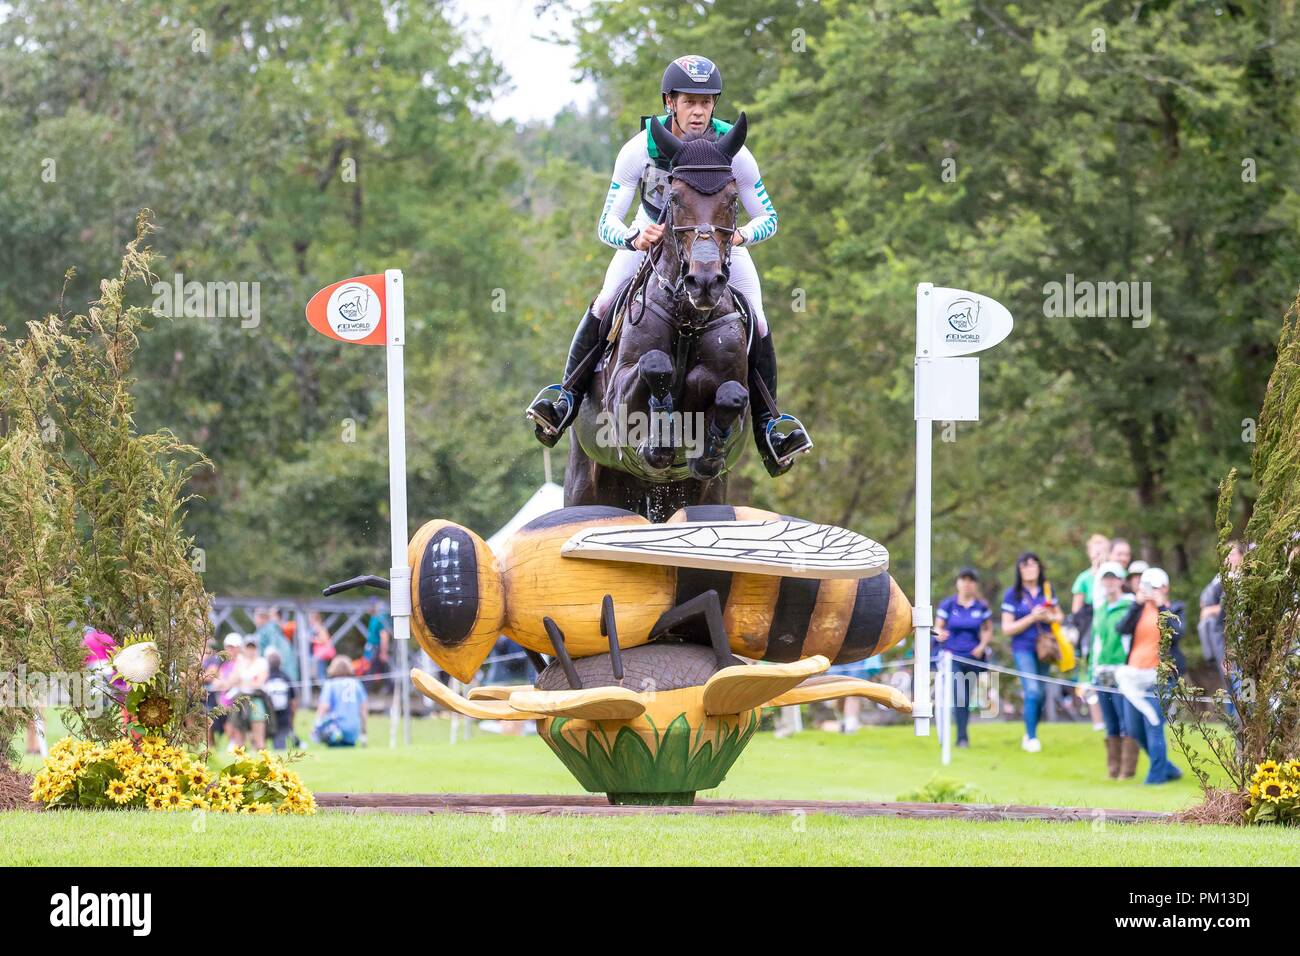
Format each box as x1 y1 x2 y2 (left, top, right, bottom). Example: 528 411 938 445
405 504 913 684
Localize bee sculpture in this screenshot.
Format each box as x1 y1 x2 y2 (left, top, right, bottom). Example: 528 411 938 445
326 504 914 804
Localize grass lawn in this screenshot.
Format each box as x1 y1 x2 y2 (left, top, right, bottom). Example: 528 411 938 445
3 809 1298 866
9 711 1295 865
218 711 1215 811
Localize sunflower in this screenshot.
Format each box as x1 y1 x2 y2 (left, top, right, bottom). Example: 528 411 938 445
164 790 185 810
151 767 175 790
147 793 167 811
186 767 210 788
1258 760 1280 776
1260 778 1288 802
136 695 173 729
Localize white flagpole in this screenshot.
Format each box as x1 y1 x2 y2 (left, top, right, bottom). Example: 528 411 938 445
913 284 934 736
384 269 411 749
910 281 1012 738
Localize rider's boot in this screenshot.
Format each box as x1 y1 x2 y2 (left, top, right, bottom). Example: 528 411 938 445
525 302 604 447
748 331 814 478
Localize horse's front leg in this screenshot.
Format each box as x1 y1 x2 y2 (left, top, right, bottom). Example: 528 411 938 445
624 349 677 472
689 378 748 481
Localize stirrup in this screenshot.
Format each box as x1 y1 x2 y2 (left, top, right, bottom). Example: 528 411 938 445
525 384 577 448
760 414 814 477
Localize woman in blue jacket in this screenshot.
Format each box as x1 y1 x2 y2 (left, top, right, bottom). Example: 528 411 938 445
934 568 993 747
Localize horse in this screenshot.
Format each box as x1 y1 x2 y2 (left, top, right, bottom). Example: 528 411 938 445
566 114 755 522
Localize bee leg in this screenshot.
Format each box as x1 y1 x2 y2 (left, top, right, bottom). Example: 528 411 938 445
524 650 548 677
649 589 732 671
543 617 584 690
601 594 624 681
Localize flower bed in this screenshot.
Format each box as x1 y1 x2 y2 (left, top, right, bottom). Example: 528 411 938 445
31 737 315 815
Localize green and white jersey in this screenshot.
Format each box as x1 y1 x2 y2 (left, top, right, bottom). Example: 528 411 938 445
595 115 779 250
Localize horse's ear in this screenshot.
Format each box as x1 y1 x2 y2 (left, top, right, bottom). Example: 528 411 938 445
650 114 682 163
715 111 747 159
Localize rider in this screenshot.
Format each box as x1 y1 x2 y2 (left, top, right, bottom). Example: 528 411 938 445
525 54 813 477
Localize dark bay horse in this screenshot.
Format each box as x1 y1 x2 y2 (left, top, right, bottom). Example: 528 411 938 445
566 115 754 521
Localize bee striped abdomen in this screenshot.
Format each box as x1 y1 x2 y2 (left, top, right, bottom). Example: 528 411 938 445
764 577 821 662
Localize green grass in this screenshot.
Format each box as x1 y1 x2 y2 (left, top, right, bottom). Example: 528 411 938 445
9 712 1292 865
19 711 1218 809
2 810 1297 866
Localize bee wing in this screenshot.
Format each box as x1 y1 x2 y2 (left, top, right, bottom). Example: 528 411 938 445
766 674 913 714
561 518 888 580
508 687 645 720
702 655 829 715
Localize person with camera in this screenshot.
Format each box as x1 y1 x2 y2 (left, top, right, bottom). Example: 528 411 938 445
1115 567 1184 784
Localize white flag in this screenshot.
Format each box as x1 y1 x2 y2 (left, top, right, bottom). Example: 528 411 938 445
917 284 1014 358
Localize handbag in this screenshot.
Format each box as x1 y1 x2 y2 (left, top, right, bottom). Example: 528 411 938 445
1034 582 1061 663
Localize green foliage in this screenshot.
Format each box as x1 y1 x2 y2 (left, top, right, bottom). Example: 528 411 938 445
1165 291 1300 801
897 775 984 804
0 214 212 756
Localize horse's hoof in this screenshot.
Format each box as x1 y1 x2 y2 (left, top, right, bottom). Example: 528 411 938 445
690 456 724 481
640 442 675 472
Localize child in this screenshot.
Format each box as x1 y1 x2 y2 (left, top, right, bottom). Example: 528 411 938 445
313 656 368 747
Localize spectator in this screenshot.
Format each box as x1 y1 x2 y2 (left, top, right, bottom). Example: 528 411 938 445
314 656 368 747
1071 533 1111 728
1199 541 1244 694
365 598 393 692
934 568 993 748
1088 562 1138 778
202 637 224 748
1109 538 1133 573
264 649 300 750
1001 552 1063 753
309 611 336 683
1125 559 1149 596
1116 567 1184 785
212 633 243 745
224 635 269 751
254 608 298 683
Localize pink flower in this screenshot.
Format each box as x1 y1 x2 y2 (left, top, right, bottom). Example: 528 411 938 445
83 629 129 693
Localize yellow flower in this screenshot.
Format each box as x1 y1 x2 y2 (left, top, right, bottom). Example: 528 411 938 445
1260 778 1288 802
147 794 167 811
163 790 185 810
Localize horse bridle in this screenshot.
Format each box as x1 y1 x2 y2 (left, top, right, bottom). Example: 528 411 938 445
647 163 738 317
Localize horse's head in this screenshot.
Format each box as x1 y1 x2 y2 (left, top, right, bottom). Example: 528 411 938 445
650 112 748 312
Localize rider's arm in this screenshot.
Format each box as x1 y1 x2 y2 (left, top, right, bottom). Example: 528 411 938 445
596 135 647 250
731 146 778 246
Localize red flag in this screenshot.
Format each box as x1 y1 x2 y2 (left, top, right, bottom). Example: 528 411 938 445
305 274 387 346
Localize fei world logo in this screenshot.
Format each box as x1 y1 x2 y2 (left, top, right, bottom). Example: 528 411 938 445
326 282 381 341
944 296 982 348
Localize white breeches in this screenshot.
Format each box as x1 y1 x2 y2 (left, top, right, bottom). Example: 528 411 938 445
593 236 769 338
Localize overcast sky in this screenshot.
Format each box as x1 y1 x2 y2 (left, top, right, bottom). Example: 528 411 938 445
452 0 597 124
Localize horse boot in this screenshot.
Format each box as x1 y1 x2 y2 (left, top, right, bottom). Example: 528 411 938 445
525 302 604 447
748 331 813 477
